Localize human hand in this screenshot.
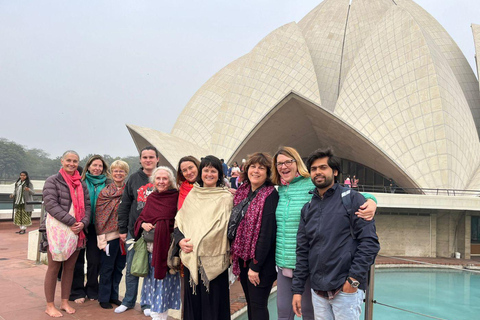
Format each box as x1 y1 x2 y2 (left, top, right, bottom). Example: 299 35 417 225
355 199 377 220
248 269 260 286
142 222 155 232
119 233 127 242
9 194 14 199
292 294 302 317
342 279 358 293
25 187 30 191
179 238 193 253
70 222 84 235
228 188 237 195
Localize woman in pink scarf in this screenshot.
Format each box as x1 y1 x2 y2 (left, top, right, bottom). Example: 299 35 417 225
42 150 91 317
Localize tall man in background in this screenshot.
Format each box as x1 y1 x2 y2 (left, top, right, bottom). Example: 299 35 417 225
115 146 159 315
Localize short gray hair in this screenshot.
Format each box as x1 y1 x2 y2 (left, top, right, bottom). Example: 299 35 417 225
61 150 80 160
150 166 177 190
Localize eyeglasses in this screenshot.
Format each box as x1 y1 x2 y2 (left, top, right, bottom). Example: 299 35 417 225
276 159 296 168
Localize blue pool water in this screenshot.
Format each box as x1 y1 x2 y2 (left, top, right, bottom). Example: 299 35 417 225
236 268 480 320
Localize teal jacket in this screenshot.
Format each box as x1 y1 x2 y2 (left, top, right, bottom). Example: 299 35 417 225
275 176 377 269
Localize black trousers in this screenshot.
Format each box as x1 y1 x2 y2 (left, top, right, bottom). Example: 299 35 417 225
183 267 231 320
98 238 126 303
69 223 102 300
239 262 275 320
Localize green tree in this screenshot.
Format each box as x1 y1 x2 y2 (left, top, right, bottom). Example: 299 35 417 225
0 138 27 180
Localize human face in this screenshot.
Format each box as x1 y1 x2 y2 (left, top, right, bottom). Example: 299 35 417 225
180 161 198 183
201 166 219 188
154 170 171 193
140 150 159 173
19 173 27 181
111 166 127 186
276 154 298 183
310 157 337 192
248 162 267 190
61 153 79 175
88 159 104 176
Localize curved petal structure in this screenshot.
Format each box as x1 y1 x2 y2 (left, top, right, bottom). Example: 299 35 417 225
127 0 480 192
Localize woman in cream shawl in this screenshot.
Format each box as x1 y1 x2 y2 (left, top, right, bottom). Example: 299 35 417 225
174 155 233 320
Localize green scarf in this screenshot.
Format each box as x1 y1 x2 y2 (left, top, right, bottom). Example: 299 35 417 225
85 172 107 223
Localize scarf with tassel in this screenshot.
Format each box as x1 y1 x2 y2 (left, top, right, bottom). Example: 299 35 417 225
231 181 274 276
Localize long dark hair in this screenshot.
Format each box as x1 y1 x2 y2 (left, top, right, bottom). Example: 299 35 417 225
176 155 200 185
196 155 224 187
81 155 109 180
16 171 31 188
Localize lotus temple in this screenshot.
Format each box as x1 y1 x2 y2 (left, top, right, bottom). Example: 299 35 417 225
126 0 480 259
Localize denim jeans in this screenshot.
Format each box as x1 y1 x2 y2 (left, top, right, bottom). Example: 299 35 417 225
122 232 150 309
311 289 364 320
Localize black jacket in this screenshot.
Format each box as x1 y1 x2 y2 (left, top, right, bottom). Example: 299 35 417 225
292 183 379 293
117 169 154 235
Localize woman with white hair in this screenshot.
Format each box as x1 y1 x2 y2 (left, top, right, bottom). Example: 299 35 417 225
134 166 181 320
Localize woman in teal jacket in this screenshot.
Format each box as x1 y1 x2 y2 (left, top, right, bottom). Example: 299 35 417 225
272 146 377 320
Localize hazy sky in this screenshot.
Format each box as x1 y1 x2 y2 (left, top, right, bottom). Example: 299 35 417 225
1 0 479 158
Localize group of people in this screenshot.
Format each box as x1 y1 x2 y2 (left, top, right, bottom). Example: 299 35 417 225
343 174 359 188
39 145 380 320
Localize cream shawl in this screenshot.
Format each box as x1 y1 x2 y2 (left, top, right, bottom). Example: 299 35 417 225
175 183 233 291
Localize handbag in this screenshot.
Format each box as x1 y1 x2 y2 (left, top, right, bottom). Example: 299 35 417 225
45 212 78 262
227 189 259 241
142 229 155 243
130 237 149 277
167 233 181 273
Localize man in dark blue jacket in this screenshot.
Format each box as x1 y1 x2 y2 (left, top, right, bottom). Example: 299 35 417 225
292 148 380 320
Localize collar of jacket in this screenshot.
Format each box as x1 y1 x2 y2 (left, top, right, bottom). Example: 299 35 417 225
310 183 339 199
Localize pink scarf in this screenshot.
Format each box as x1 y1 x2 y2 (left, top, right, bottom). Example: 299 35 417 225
59 168 86 248
231 181 274 276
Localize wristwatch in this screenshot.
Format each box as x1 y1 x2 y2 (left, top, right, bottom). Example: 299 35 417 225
347 277 360 288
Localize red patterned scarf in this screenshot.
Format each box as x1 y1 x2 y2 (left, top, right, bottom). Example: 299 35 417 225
95 183 125 235
59 168 86 248
231 181 274 276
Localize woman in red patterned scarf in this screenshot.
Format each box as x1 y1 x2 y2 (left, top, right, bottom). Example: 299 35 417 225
95 160 129 309
230 152 279 320
42 150 91 317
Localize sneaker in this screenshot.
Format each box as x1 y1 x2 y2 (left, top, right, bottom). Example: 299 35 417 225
143 308 151 317
99 302 113 309
114 305 129 313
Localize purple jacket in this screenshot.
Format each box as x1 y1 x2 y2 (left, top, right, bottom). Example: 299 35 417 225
41 172 91 230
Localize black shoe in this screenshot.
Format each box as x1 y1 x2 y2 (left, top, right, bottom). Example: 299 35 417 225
15 230 21 234
109 299 122 306
99 302 113 309
19 230 26 234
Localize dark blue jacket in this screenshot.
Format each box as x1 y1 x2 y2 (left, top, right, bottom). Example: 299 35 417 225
292 183 379 293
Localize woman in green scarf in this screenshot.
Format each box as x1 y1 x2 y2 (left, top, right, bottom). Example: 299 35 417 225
70 155 110 303
10 171 35 234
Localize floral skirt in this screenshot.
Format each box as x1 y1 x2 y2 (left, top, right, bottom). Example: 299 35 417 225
14 204 32 227
141 253 181 313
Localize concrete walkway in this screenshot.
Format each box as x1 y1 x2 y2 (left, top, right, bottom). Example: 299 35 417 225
2 218 479 320
0 220 246 320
